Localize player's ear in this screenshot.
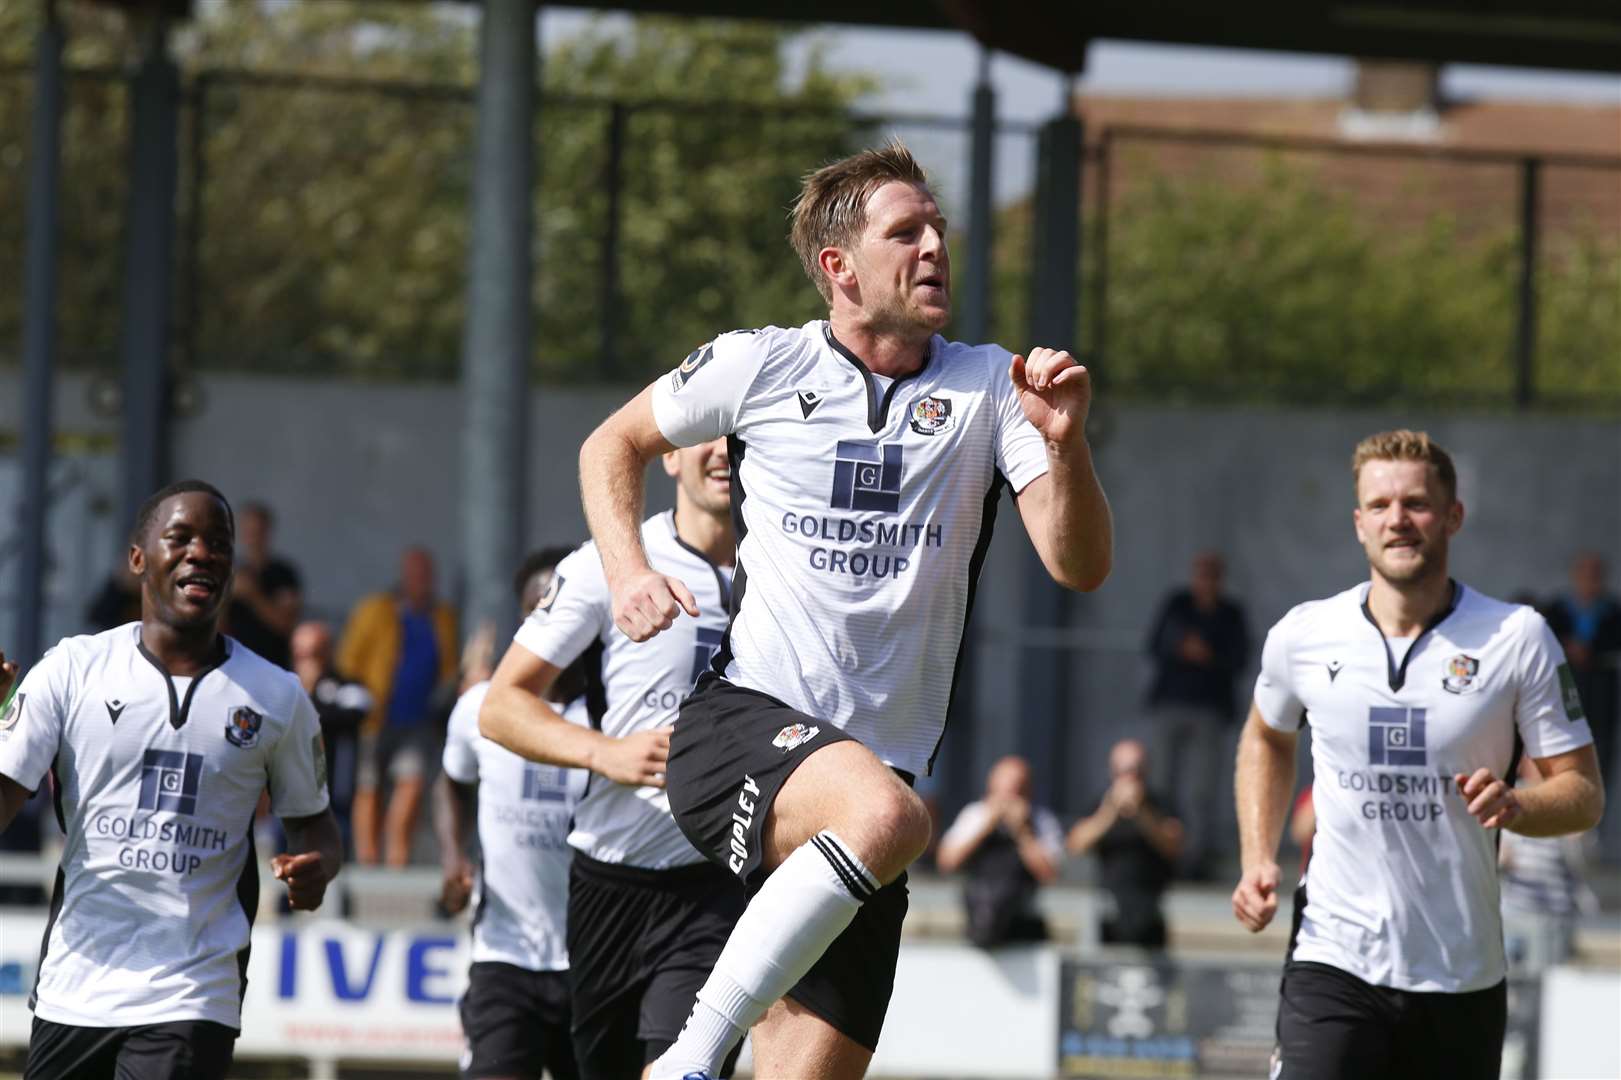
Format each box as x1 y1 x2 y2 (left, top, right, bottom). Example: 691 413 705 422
661 450 680 479
128 543 145 578
1352 507 1366 545
1446 498 1465 535
819 246 855 292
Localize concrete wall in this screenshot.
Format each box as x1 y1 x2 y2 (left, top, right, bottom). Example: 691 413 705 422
5 372 1617 815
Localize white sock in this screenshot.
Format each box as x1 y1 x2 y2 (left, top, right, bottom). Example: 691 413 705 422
652 830 879 1078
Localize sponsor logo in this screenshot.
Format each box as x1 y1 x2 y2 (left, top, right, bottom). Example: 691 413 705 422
1368 706 1427 768
225 705 264 748
0 693 22 738
830 440 904 513
1325 661 1343 683
907 394 954 436
668 342 714 392
728 774 761 874
691 626 726 685
138 749 204 814
536 571 563 614
771 723 820 752
1557 663 1586 721
312 733 328 792
521 762 571 802
796 390 826 419
106 699 127 724
1441 654 1480 695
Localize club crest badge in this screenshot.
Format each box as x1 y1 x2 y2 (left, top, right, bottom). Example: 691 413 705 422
537 571 563 614
772 723 820 752
1442 654 1479 695
669 342 714 392
0 693 23 738
225 705 263 748
908 395 954 436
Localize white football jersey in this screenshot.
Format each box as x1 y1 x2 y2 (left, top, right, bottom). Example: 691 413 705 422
1254 583 1593 993
513 511 732 868
651 320 1051 776
441 681 587 971
0 624 329 1028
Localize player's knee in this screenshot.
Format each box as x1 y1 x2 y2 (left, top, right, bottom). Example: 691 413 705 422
865 786 931 871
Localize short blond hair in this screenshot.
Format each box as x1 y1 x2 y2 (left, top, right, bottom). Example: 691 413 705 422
1351 429 1457 503
789 141 931 304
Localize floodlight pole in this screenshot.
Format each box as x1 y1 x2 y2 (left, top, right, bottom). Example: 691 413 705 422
461 0 537 642
118 12 180 535
16 0 64 665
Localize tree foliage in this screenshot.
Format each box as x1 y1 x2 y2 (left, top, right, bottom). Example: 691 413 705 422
992 157 1620 407
0 1 871 381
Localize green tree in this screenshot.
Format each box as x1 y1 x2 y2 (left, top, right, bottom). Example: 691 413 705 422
0 2 873 381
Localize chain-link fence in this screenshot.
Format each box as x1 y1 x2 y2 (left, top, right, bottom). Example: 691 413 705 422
1 65 1617 408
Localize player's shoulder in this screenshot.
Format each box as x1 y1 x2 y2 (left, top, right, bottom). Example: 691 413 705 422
224 639 306 705
36 623 137 675
447 680 491 738
935 336 1013 369
553 538 609 591
1456 584 1547 642
1268 584 1367 642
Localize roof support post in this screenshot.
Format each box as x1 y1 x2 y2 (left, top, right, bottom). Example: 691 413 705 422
461 0 538 640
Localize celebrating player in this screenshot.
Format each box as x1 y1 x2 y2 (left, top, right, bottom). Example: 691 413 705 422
577 142 1113 1078
480 440 746 1079
0 480 341 1080
435 549 589 1080
1232 430 1604 1079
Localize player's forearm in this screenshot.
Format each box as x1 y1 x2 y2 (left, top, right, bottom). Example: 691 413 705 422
579 421 654 587
1036 440 1113 592
480 683 612 771
284 809 344 882
1508 768 1604 837
430 775 470 865
1235 720 1295 870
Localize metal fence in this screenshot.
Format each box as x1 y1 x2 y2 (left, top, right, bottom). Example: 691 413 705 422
1 64 1617 408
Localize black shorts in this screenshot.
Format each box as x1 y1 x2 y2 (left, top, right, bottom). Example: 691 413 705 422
566 851 747 1079
26 1017 235 1080
1276 960 1507 1080
458 962 578 1080
667 673 911 1053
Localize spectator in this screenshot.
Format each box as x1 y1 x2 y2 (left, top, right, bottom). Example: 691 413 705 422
1544 552 1621 792
1144 550 1249 876
937 756 1063 948
339 547 458 866
1500 758 1598 972
290 621 371 861
224 502 303 669
85 561 140 631
1067 739 1184 948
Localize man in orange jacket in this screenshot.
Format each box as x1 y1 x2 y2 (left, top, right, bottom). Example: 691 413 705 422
339 546 458 866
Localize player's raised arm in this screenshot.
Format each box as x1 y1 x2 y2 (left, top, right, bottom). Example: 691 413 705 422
1008 348 1113 593
579 382 697 642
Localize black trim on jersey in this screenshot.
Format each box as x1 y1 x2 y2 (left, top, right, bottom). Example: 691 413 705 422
236 813 259 1006
136 634 231 730
710 435 750 676
31 762 68 1008
669 508 733 611
822 323 933 433
927 469 1007 774
1358 580 1461 693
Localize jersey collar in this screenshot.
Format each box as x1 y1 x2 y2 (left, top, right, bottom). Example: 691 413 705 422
134 626 232 730
666 509 732 611
821 322 934 434
1358 579 1463 692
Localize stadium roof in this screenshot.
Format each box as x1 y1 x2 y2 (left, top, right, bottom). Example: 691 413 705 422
87 0 1621 76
